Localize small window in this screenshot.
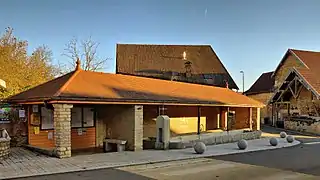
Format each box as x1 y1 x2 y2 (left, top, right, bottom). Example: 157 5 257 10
71 107 82 128
41 107 54 130
83 108 94 127
71 107 95 128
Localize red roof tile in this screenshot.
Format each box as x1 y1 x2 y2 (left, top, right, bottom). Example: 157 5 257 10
245 71 274 95
290 49 320 95
116 44 239 89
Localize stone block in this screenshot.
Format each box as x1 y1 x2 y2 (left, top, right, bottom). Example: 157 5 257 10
222 135 230 143
206 137 216 145
215 136 223 144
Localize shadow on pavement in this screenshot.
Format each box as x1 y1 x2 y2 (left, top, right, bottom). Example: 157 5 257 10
211 142 320 177
9 168 154 180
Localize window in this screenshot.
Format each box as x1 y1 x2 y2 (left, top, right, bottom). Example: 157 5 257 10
71 107 95 128
83 108 94 127
71 107 82 128
41 107 54 130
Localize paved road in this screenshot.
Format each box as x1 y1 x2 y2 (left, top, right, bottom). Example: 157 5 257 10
10 126 320 180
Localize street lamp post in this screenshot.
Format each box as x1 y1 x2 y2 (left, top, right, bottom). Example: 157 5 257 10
240 71 244 94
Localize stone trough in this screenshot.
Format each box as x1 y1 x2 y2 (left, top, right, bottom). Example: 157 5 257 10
0 129 11 159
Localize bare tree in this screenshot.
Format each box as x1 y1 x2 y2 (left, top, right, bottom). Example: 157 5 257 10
62 36 109 72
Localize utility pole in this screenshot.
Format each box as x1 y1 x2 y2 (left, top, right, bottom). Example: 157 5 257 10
240 71 244 94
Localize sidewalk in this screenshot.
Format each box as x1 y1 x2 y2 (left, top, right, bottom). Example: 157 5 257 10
0 137 300 180
261 125 320 138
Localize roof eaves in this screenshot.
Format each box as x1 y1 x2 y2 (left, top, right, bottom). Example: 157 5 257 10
49 95 264 108
269 67 320 103
272 49 309 78
293 68 320 98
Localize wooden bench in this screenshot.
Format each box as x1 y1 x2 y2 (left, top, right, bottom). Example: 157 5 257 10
103 139 127 152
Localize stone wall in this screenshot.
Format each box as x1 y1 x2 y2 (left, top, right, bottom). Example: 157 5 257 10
170 130 262 149
285 120 320 135
0 140 10 159
274 53 306 89
289 87 318 116
0 129 11 159
53 104 72 158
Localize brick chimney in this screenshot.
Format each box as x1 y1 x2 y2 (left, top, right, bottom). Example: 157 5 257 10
185 61 192 78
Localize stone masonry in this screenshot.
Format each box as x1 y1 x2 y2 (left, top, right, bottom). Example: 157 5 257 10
53 104 73 158
0 139 10 159
285 120 320 135
0 129 11 159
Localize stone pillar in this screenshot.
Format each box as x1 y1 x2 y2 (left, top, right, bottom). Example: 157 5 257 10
132 105 143 151
252 107 261 131
53 104 73 158
256 108 261 130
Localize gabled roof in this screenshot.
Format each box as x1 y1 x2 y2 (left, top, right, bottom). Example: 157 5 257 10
270 67 320 103
245 71 274 95
6 69 263 108
116 44 239 90
272 49 320 77
272 49 320 96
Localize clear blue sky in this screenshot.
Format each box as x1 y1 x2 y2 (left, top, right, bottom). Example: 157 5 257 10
1 0 320 91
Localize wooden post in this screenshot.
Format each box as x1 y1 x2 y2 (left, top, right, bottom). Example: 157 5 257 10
197 106 201 134
249 107 253 130
226 107 230 131
217 113 220 129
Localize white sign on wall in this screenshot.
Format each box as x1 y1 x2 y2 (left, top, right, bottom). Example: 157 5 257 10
19 110 25 118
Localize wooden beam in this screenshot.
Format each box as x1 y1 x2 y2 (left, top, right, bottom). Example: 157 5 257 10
296 83 303 97
217 113 220 129
226 107 230 131
197 106 201 134
288 85 296 98
275 79 295 102
249 108 253 130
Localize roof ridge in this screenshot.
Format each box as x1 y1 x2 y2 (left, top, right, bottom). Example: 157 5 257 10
263 71 274 74
116 43 211 46
53 69 81 97
290 48 320 53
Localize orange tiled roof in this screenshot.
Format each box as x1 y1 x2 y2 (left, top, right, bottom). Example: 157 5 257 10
291 49 320 95
6 69 264 107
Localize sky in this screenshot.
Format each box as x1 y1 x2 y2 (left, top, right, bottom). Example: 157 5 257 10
1 0 320 91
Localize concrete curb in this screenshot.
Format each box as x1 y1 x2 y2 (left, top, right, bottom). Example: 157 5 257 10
263 125 320 137
2 139 301 180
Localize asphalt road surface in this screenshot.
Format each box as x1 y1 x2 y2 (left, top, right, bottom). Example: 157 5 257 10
10 127 320 180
